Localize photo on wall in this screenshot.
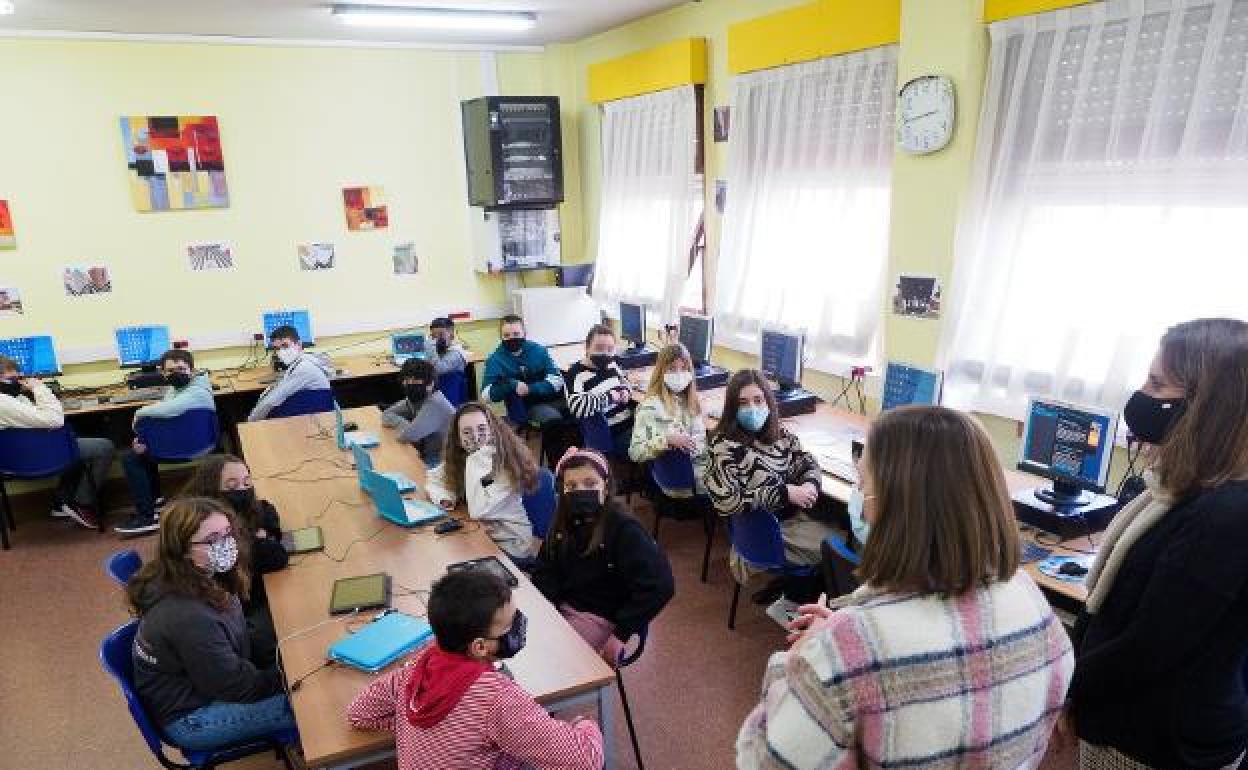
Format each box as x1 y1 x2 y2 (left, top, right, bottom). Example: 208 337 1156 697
0 287 23 316
120 116 229 212
63 266 113 297
713 106 731 143
393 242 418 275
298 242 335 271
891 274 942 319
187 241 234 271
0 200 15 249
714 179 727 215
343 186 389 231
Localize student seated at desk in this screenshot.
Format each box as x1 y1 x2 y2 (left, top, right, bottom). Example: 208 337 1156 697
0 354 115 529
482 314 567 459
532 448 674 664
425 402 540 560
737 406 1072 770
347 569 604 770
381 358 455 467
426 316 468 377
128 497 295 752
246 324 333 422
707 369 827 628
629 342 708 496
564 323 636 457
116 349 215 536
182 454 287 667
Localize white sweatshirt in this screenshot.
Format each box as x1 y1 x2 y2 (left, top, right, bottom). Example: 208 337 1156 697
0 382 65 430
425 444 535 559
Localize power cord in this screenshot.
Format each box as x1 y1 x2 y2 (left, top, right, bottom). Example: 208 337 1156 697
260 456 354 480
288 659 337 692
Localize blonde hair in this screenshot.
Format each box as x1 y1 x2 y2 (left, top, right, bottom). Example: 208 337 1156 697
645 343 702 418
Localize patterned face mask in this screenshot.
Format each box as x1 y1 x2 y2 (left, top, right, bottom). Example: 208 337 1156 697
205 536 239 574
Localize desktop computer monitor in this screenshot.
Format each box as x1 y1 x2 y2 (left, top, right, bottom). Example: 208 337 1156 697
1018 397 1117 507
678 313 713 367
262 310 314 348
0 335 60 377
760 329 803 391
115 325 172 368
881 362 943 411
391 333 425 360
620 302 645 350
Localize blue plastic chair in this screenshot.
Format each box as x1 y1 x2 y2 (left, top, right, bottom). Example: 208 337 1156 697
650 450 716 583
267 388 335 419
0 425 98 545
820 532 861 601
136 409 220 463
615 624 649 770
105 549 142 587
725 508 818 630
99 620 297 770
521 468 557 539
504 393 530 427
437 370 468 407
578 414 615 456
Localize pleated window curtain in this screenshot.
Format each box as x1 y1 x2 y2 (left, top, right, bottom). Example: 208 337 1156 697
592 85 703 324
714 45 897 367
941 0 1248 419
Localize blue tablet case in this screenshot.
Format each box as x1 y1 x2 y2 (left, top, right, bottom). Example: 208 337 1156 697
328 612 434 673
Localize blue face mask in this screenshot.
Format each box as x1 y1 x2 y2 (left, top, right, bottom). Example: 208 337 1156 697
848 487 871 545
737 405 770 433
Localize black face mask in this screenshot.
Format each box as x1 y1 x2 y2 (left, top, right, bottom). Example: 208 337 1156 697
502 337 525 354
1123 390 1185 445
0 379 23 398
590 353 615 371
166 371 192 389
272 354 288 372
566 489 603 521
404 383 428 404
435 337 449 356
223 488 257 514
491 610 528 659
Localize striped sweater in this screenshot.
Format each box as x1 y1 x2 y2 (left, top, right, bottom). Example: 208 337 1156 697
564 361 634 429
347 648 604 770
737 572 1074 770
707 430 821 517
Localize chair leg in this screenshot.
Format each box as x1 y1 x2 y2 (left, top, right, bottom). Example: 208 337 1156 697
84 465 104 534
0 481 11 550
728 582 741 630
651 507 662 540
1 479 13 532
700 514 714 584
616 669 645 770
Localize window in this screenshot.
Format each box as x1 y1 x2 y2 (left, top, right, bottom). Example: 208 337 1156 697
714 46 897 368
942 0 1248 418
593 85 704 324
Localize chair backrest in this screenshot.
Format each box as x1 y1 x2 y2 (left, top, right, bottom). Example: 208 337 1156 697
504 394 530 426
727 508 787 570
105 549 143 587
268 388 336 419
136 408 220 463
437 371 468 407
522 468 557 539
0 425 80 478
99 620 168 759
822 532 861 599
617 623 648 668
578 414 614 456
651 450 696 492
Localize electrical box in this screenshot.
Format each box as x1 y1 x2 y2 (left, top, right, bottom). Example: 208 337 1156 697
470 207 562 274
461 96 564 209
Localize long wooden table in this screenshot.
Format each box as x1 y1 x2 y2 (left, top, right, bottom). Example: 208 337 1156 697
240 407 616 770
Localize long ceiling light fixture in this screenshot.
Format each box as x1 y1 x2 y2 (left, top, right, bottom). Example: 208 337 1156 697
331 4 537 32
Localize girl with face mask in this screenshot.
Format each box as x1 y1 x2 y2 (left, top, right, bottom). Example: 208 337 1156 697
125 498 296 753
628 343 710 497
565 324 638 457
531 448 674 665
425 403 542 560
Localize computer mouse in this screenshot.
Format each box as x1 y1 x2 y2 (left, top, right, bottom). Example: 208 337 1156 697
1058 561 1089 577
434 519 463 535
343 421 359 432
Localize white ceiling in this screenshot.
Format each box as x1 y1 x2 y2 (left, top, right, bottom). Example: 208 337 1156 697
0 1 692 47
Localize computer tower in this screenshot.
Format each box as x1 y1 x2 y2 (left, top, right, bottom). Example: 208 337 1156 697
462 96 564 209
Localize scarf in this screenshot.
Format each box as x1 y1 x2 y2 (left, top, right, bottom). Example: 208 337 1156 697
403 645 492 728
1084 470 1174 613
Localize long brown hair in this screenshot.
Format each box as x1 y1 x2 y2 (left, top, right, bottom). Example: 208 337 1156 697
126 497 251 614
857 406 1019 596
714 369 782 445
543 450 613 557
440 401 539 499
645 343 702 418
181 454 259 528
1154 318 1248 497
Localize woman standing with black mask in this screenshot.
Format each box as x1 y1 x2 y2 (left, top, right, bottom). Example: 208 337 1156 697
1069 318 1248 770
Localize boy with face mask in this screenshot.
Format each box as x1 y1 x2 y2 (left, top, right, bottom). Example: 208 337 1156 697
381 358 455 467
246 325 334 422
348 570 604 770
425 317 468 377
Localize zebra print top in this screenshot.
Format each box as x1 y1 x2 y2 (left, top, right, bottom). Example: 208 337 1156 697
706 429 822 519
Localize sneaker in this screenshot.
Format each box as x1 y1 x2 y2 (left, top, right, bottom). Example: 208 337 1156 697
62 504 99 530
49 501 75 519
765 597 801 630
114 515 159 536
752 577 786 606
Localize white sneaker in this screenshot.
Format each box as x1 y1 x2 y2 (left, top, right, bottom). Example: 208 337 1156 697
765 597 800 629
50 502 75 519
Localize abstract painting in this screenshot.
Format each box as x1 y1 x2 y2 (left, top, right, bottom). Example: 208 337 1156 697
0 200 14 249
187 241 234 271
393 242 418 275
64 266 113 297
298 242 335 271
343 186 388 230
120 116 229 212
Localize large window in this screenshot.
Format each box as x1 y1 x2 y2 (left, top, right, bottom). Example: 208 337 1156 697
593 85 703 324
714 46 896 367
942 0 1248 418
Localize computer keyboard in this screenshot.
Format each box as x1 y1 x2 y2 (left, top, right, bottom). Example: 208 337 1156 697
1021 541 1053 564
818 454 858 483
112 386 167 404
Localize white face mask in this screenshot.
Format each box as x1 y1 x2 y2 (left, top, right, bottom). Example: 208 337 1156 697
848 487 871 544
663 371 693 393
276 347 299 367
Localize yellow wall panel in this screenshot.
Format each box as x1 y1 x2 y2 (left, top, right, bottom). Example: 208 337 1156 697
983 0 1098 23
587 38 707 103
727 0 901 75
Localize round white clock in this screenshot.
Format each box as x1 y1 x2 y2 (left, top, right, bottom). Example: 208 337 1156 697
897 75 955 155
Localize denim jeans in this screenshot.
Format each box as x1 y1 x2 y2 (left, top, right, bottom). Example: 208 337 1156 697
121 449 161 520
163 694 295 751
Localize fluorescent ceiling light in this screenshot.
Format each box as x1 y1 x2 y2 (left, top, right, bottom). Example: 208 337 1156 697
331 5 537 32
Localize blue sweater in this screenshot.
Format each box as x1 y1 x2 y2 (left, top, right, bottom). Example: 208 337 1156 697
134 374 216 420
482 340 564 404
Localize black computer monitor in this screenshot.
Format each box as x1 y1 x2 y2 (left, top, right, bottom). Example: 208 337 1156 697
620 302 645 350
1018 397 1118 507
678 313 713 367
881 361 943 410
556 264 594 289
115 325 172 369
760 329 803 391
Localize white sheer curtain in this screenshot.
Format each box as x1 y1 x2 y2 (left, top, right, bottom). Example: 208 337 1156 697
715 46 896 365
593 85 702 324
942 0 1248 419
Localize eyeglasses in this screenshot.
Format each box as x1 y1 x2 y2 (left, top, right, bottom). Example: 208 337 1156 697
459 425 491 442
191 529 234 547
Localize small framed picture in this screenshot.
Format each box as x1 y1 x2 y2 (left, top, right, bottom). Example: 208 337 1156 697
892 274 942 319
713 106 731 143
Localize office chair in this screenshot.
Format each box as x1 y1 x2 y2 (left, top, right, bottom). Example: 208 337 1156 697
820 532 861 601
436 370 468 407
135 409 220 463
577 413 640 501
725 508 818 630
0 425 101 545
267 388 335 419
521 468 557 540
615 625 650 770
105 549 143 587
650 450 716 583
